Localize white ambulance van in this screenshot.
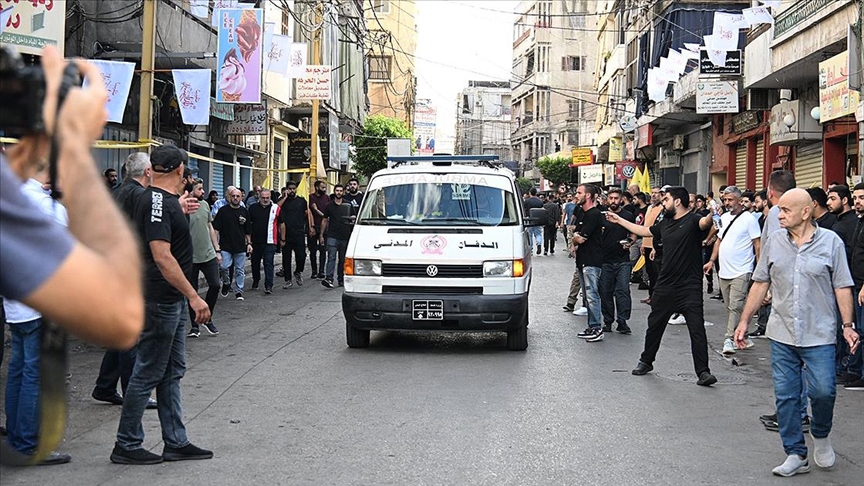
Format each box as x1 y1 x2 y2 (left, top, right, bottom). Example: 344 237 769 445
341 155 541 350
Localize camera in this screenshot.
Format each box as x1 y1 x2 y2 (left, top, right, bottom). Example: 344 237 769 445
0 46 81 136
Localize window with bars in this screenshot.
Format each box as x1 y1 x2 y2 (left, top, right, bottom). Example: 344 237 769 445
567 100 583 120
281 9 291 35
369 56 391 80
567 129 580 146
562 56 586 71
370 0 390 14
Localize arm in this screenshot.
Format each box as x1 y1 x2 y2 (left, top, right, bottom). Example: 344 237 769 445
835 287 860 354
306 207 315 236
733 280 770 348
698 211 714 231
279 222 286 247
150 240 210 324
208 222 222 263
320 218 329 242
703 238 720 274
605 211 653 237
752 237 761 264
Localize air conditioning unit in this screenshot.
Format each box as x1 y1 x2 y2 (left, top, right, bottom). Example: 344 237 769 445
672 134 685 151
747 89 780 111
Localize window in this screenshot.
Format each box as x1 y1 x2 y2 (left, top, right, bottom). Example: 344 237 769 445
567 100 584 119
537 43 551 73
369 56 391 81
281 9 291 36
562 56 586 71
568 129 580 146
370 0 390 14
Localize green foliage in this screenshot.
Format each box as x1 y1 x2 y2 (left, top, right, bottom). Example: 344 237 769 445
351 115 413 179
515 177 534 194
535 155 572 187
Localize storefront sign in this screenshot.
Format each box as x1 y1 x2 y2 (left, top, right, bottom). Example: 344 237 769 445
774 0 832 39
636 124 653 148
296 65 332 100
699 50 742 75
210 97 235 121
603 164 616 185
226 103 267 135
696 81 739 114
608 137 623 162
578 164 603 183
856 100 864 123
819 51 860 123
769 100 822 145
287 132 330 168
0 1 65 56
615 160 640 180
731 111 761 134
570 147 594 166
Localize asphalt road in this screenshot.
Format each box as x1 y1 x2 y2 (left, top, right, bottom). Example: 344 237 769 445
2 247 862 485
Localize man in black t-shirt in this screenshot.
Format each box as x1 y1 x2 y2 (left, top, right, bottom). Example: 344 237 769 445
599 188 635 335
112 144 212 465
320 184 353 288
343 177 365 212
606 186 718 386
573 184 605 342
278 180 311 289
213 187 252 299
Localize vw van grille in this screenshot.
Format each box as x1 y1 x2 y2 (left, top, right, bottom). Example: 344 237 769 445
381 264 483 278
382 286 483 295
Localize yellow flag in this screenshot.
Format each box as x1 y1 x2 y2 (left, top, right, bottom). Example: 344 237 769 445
296 173 309 200
261 174 272 190
630 167 643 189
640 167 651 193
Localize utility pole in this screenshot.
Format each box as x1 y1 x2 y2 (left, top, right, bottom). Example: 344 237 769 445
310 1 324 189
138 0 156 148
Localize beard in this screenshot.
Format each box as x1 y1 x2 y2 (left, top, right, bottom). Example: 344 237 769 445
664 208 676 219
609 203 620 212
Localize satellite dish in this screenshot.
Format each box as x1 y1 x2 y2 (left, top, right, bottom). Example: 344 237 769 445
619 115 638 133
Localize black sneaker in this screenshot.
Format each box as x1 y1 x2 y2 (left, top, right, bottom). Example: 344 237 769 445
536 245 542 255
585 328 604 342
632 361 653 375
760 413 777 424
696 372 718 386
187 327 200 338
709 294 723 300
283 280 293 289
562 305 574 312
576 327 595 339
92 390 124 405
295 272 304 287
264 287 272 295
837 372 859 385
748 326 767 338
203 322 219 335
275 268 284 277
602 323 613 333
617 323 632 334
235 292 244 301
843 379 864 390
251 283 259 290
110 444 164 465
162 443 213 462
220 284 230 297
322 279 335 289
764 416 810 433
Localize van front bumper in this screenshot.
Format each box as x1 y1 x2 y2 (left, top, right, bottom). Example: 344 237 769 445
342 292 528 331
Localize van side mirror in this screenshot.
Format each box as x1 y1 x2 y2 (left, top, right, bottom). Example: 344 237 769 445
524 207 547 227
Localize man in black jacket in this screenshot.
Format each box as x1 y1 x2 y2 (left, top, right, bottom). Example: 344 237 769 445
542 195 561 255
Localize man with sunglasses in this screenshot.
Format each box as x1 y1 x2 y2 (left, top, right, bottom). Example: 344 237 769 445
213 187 252 300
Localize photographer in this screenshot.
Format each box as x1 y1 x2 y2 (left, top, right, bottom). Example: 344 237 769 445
0 46 143 348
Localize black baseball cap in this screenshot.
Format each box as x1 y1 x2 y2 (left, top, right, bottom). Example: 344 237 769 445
150 144 188 173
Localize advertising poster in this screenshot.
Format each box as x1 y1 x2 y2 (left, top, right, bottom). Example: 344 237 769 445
578 165 603 183
696 81 739 114
216 8 263 104
570 147 594 166
0 1 65 56
414 102 437 154
296 65 332 100
819 51 860 123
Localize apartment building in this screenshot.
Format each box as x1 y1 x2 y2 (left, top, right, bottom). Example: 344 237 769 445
364 0 418 127
455 81 513 162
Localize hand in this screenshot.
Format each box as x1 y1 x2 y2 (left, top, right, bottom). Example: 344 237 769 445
605 212 620 224
319 237 325 245
640 246 645 255
179 191 200 215
190 296 211 325
858 286 864 306
844 327 861 354
702 261 714 275
215 252 222 264
572 234 586 245
42 47 107 143
763 289 772 306
733 321 750 349
309 227 317 237
649 248 656 261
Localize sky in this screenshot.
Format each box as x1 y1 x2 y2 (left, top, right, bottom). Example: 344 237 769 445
414 1 519 153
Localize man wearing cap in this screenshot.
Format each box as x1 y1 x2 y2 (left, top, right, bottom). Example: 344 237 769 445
704 186 761 355
112 144 213 465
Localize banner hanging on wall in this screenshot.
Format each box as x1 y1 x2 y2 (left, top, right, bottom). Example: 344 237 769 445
216 8 263 104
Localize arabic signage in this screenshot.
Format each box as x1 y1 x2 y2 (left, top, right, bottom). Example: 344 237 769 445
287 132 330 169
615 160 640 180
819 51 860 123
210 97 235 121
636 124 653 148
603 164 616 185
608 137 623 163
570 147 594 166
774 0 832 39
414 101 437 155
226 103 267 135
699 49 742 75
296 65 332 100
578 164 603 183
731 111 761 134
0 1 65 56
696 81 739 114
769 100 822 145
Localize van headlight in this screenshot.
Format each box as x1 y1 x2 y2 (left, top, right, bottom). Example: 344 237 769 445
353 259 382 276
483 261 513 277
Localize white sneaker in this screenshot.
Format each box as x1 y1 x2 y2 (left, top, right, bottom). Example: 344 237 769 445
811 434 835 468
722 338 736 356
743 337 755 349
772 454 810 477
572 307 588 316
668 314 686 325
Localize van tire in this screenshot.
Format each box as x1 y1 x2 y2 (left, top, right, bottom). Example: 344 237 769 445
506 309 528 351
346 324 370 348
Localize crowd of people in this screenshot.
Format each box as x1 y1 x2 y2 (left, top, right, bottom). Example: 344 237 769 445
530 173 862 477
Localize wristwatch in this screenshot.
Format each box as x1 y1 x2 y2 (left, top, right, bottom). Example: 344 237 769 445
842 322 855 329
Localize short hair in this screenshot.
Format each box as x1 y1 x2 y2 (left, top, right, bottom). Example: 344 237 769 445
227 185 237 193
334 183 345 191
529 188 538 196
607 187 624 197
315 179 326 188
754 189 767 201
718 185 728 193
634 192 648 204
696 194 706 203
124 152 150 178
666 186 690 207
741 191 755 201
208 190 218 198
103 168 117 176
829 185 851 205
348 177 359 184
721 185 742 197
854 182 864 192
578 184 600 199
621 192 633 203
286 180 297 188
806 188 828 208
768 170 796 194
706 191 714 198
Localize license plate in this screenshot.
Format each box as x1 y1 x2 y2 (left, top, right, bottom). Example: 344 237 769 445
412 300 444 320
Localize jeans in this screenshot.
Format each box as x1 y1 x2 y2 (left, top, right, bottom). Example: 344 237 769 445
325 237 348 283
719 272 751 339
94 347 137 398
189 257 220 325
543 225 557 253
116 300 190 451
528 226 542 248
5 319 41 454
308 227 326 275
251 243 277 289
641 287 711 376
283 235 306 279
582 266 602 329
600 261 632 326
770 341 836 458
220 251 246 293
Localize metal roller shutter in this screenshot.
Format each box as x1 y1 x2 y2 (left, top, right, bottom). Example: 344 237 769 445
755 139 765 191
795 143 823 189
735 142 747 187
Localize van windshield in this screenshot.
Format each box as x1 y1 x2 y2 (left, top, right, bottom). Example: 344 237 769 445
357 183 520 226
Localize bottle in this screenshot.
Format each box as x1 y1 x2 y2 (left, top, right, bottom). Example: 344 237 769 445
711 203 722 230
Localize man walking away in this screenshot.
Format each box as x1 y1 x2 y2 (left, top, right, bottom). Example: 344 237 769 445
213 187 251 300
573 184 604 342
320 184 352 288
308 180 330 279
186 179 221 337
735 189 858 477
279 181 311 289
112 144 212 465
600 188 635 335
523 188 544 255
543 195 561 255
248 189 281 294
606 186 718 386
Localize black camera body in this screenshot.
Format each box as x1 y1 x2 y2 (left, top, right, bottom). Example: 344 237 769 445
0 46 80 136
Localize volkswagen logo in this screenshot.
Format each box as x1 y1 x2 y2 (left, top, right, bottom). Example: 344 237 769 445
426 265 439 277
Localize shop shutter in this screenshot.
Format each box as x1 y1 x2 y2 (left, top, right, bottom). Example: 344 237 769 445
735 142 747 187
755 139 765 191
795 142 823 189
211 164 224 197
849 137 860 186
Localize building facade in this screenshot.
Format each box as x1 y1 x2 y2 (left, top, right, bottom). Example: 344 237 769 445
455 81 513 162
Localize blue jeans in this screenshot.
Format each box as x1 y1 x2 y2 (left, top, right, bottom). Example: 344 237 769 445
325 237 348 283
528 226 542 247
770 341 835 458
116 300 190 451
600 261 632 326
220 251 246 293
5 319 41 454
582 266 602 329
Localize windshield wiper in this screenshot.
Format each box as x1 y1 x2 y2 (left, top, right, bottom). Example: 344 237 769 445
420 217 482 225
359 217 419 226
